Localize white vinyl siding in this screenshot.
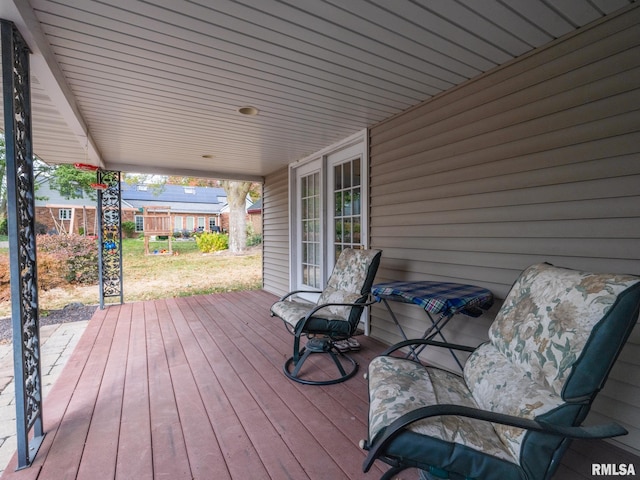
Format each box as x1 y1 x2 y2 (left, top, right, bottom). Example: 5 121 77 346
262 167 290 296
369 9 640 454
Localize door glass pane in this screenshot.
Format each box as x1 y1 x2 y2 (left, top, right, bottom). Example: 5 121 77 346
334 164 342 190
333 157 363 257
301 171 321 289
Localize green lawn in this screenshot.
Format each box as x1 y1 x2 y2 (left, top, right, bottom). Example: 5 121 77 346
0 236 262 316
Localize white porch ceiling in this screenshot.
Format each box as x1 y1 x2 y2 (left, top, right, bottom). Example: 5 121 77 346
0 0 635 181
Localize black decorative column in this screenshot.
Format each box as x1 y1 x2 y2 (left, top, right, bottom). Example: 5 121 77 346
97 170 123 308
1 20 45 469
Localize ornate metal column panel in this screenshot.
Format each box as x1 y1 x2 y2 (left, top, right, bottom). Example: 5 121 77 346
97 170 124 308
1 20 45 469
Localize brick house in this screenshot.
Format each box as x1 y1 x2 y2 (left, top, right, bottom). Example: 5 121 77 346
35 182 256 236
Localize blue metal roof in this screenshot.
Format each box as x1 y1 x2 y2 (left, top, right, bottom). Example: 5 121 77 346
121 184 227 204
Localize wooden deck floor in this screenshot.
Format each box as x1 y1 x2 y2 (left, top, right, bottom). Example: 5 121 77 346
1 290 637 479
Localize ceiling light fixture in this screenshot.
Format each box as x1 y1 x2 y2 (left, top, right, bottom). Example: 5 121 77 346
238 106 259 116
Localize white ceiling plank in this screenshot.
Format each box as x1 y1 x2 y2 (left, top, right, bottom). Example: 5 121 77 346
59 61 373 130
228 0 465 86
45 32 403 115
37 15 420 110
33 0 433 101
548 0 603 25
0 0 633 178
370 0 516 64
503 0 576 37
591 0 632 13
459 0 554 47
324 0 494 73
413 0 533 56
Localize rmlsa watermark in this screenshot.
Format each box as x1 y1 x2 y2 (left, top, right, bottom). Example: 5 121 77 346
592 463 636 476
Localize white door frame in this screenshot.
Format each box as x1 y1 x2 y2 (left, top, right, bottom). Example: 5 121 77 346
288 129 368 293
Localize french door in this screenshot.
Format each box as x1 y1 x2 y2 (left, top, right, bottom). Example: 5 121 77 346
291 131 368 293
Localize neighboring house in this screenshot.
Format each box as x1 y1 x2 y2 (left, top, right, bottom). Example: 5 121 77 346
122 183 228 234
35 182 257 236
34 181 136 235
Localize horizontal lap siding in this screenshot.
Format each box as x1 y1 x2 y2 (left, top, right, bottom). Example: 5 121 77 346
262 167 290 296
369 6 640 454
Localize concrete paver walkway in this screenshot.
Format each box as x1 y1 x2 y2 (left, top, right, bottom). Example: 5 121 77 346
0 321 89 476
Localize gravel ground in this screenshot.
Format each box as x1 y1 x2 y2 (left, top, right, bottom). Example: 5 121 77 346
0 303 97 344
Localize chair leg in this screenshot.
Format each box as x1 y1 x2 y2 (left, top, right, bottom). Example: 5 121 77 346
290 347 313 378
283 337 359 385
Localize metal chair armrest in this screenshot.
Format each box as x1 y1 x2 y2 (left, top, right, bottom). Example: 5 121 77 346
277 289 322 302
362 403 627 472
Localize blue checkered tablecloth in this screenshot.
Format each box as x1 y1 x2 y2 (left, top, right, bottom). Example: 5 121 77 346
372 281 493 317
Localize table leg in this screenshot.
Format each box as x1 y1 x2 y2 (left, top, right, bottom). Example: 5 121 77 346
380 299 421 361
416 313 464 370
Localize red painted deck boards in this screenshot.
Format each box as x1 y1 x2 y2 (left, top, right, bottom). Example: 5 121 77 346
1 290 636 480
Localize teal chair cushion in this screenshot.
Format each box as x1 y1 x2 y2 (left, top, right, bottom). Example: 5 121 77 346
365 263 640 480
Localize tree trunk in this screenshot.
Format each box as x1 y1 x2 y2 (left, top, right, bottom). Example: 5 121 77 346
221 180 252 253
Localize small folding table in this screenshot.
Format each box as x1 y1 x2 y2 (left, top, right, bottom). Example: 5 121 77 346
372 281 494 369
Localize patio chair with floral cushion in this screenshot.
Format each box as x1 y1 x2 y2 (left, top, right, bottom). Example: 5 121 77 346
271 248 382 385
361 263 640 480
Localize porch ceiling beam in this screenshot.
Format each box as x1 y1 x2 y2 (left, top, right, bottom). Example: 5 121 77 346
0 0 104 169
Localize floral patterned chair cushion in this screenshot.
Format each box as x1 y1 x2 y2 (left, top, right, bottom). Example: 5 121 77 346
271 248 382 328
364 263 640 480
271 248 382 385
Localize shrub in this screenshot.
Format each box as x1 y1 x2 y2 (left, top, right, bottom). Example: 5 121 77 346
37 234 99 285
246 233 262 247
0 244 68 301
121 221 136 238
36 252 67 291
195 232 229 253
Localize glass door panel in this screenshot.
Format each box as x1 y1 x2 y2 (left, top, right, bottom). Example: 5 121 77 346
332 156 362 259
300 171 321 289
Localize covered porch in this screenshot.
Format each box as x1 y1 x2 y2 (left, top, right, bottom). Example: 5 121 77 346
1 290 636 480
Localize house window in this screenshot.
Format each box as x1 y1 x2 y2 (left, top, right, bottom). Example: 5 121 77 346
186 216 195 230
197 217 205 229
134 215 144 232
290 130 368 291
59 208 72 220
174 216 183 231
209 217 219 231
